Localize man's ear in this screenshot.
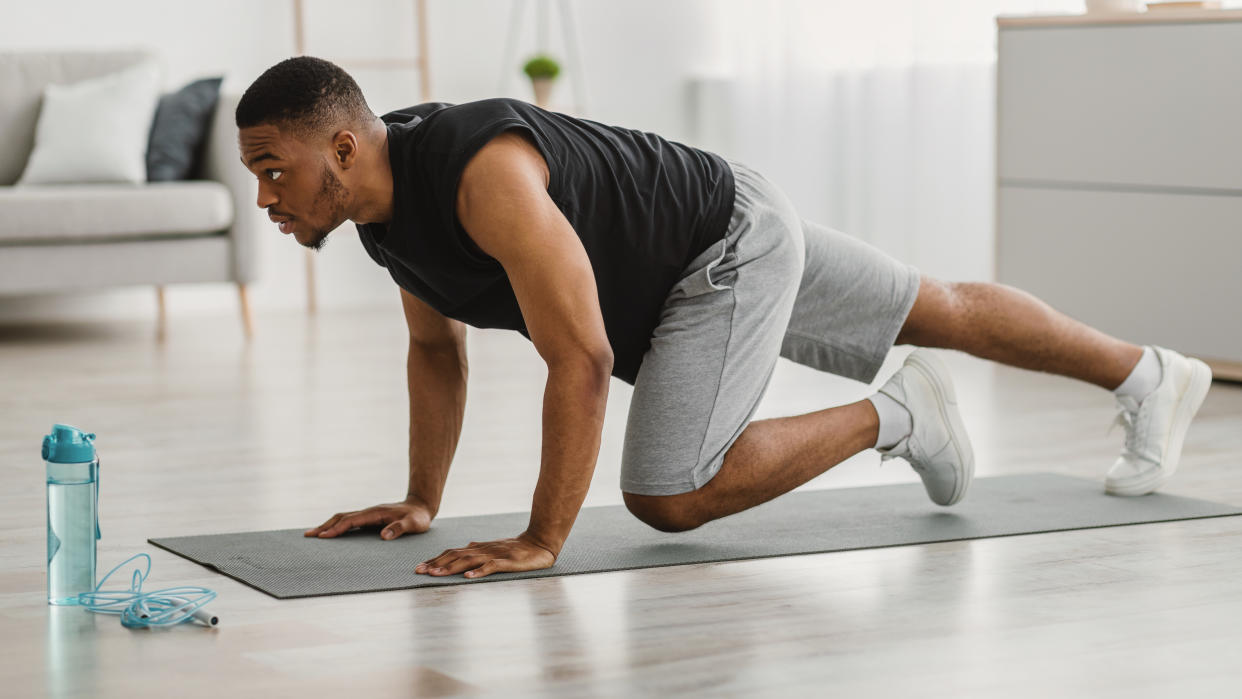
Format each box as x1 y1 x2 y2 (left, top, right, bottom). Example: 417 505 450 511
332 130 360 169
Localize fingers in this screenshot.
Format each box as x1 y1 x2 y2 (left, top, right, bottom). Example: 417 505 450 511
438 554 488 576
413 540 552 578
381 520 408 540
465 558 518 579
304 513 347 537
306 510 384 538
415 544 492 575
307 502 430 539
416 547 471 575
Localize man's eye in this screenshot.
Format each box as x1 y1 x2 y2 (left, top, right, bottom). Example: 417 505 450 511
266 169 283 181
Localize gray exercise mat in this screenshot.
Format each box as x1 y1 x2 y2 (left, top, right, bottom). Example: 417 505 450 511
148 472 1242 599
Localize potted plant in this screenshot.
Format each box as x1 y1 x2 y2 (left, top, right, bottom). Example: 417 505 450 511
523 54 561 108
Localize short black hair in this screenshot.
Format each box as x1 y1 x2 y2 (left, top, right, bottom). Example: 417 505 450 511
236 56 374 138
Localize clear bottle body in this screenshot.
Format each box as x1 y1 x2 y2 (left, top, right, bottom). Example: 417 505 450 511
46 459 97 605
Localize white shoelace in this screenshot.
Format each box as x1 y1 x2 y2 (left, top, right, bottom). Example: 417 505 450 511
878 439 921 470
1108 398 1161 466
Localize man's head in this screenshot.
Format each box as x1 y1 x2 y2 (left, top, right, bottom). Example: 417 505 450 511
236 56 379 250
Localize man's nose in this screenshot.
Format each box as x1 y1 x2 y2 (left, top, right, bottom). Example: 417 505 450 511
256 181 277 209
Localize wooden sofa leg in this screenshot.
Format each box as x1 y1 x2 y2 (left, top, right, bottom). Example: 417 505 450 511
238 283 255 339
155 285 167 342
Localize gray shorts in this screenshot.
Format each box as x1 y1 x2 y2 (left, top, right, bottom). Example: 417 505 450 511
619 160 922 496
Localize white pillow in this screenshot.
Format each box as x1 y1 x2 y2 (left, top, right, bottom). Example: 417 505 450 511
17 61 162 186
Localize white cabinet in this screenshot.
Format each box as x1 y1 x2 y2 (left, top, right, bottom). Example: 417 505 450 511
996 10 1242 380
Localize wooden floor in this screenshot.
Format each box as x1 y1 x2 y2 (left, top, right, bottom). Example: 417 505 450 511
2 308 1240 698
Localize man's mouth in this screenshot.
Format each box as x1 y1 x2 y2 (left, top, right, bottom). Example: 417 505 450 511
269 214 295 234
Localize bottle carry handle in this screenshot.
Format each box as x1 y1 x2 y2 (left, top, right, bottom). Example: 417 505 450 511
94 457 101 541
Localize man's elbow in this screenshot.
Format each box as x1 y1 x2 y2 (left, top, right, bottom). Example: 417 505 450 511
578 346 614 382
549 345 614 384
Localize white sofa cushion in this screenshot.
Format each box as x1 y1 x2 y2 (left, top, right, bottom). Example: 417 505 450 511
0 50 152 186
0 182 234 244
16 60 162 185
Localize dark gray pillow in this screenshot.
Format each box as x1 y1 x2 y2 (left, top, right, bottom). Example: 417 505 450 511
146 77 223 181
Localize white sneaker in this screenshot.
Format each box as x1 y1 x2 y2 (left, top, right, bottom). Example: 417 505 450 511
1105 346 1212 496
875 350 975 506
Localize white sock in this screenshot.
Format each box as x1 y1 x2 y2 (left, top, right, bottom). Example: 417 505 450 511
1114 345 1162 402
868 391 912 450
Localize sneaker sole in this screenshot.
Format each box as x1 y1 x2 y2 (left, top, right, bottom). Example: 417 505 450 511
905 350 975 506
1105 357 1212 496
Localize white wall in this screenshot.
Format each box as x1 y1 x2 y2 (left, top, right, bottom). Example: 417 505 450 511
0 0 722 322
11 1 1210 323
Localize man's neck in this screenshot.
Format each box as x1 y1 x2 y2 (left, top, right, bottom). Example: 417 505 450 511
349 122 395 225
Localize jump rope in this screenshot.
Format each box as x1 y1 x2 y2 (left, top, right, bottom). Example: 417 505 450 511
76 553 219 629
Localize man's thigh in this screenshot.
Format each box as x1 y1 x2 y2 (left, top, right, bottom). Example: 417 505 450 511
779 219 922 385
620 162 804 496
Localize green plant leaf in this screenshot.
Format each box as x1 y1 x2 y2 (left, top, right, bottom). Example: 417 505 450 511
523 54 561 80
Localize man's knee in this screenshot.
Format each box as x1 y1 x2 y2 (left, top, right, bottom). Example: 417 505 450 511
622 491 705 533
896 275 963 347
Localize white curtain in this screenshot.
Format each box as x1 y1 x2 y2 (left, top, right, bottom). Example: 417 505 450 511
692 0 1086 282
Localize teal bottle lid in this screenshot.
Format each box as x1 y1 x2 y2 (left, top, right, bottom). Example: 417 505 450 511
42 424 97 463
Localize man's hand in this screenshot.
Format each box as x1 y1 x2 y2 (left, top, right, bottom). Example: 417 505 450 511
304 496 434 540
415 533 556 579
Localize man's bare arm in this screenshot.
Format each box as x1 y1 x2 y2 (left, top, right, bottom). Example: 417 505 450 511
302 289 466 541
401 287 468 517
463 131 612 554
414 129 612 578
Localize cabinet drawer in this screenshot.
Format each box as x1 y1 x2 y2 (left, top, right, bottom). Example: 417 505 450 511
998 22 1242 190
996 186 1242 362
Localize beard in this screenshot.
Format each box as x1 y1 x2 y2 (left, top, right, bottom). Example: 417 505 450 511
301 163 349 251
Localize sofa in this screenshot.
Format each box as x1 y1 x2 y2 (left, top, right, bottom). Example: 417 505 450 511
0 49 260 338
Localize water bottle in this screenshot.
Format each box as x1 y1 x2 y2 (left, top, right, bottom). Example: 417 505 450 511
44 424 101 606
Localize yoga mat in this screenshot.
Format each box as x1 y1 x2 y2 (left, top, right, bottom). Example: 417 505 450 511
148 473 1242 599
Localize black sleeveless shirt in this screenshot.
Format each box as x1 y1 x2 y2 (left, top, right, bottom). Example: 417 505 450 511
355 98 735 385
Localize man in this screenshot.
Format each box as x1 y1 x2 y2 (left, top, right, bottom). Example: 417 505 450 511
237 57 1213 580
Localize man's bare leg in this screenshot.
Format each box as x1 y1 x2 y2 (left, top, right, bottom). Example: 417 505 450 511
624 275 1147 531
623 400 880 532
894 277 1144 391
